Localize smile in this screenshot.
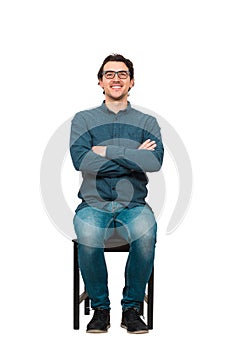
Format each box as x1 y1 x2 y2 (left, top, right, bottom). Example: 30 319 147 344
111 85 122 90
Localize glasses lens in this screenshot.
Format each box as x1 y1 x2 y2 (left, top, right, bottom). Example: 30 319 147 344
118 71 129 79
104 71 115 79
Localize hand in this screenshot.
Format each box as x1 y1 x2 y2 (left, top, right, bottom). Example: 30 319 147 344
92 145 107 157
138 139 156 150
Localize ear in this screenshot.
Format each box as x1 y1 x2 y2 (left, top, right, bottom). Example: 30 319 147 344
129 78 135 89
98 79 104 89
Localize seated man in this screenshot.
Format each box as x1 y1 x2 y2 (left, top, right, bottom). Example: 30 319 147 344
70 54 164 334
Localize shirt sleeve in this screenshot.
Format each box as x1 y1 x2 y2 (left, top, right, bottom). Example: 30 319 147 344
105 116 164 172
70 114 131 177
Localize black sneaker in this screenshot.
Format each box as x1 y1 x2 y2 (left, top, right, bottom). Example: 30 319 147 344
86 309 110 333
121 308 149 334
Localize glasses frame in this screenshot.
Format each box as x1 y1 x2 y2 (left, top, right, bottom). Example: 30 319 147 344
102 70 130 80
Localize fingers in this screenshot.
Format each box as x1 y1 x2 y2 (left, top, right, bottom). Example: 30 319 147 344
92 145 106 157
138 139 157 150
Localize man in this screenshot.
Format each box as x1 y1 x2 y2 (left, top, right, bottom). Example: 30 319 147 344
70 54 164 333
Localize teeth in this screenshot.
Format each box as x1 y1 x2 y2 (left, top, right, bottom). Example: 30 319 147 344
112 86 121 89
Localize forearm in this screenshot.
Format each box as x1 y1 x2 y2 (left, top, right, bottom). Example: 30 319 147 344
70 116 131 176
104 117 164 172
70 144 131 176
105 143 163 172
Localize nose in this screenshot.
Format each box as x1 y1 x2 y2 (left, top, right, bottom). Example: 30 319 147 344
113 72 121 81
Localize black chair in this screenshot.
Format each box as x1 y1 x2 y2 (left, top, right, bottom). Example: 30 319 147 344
73 233 154 330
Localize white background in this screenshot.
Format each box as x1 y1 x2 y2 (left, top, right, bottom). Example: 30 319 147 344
1 0 233 348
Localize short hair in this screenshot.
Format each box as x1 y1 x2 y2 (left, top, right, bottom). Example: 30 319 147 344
97 54 134 80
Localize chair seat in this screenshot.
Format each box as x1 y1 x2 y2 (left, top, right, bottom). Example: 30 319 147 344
104 232 130 252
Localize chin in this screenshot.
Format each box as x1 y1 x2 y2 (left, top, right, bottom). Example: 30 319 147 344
108 92 127 101
112 95 124 100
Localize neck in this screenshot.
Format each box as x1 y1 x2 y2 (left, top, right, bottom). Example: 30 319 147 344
105 99 128 114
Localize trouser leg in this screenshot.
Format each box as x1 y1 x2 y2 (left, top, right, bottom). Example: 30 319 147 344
73 207 113 310
78 244 110 310
121 229 156 310
116 205 157 310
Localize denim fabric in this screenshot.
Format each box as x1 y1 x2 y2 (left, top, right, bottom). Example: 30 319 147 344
73 203 157 310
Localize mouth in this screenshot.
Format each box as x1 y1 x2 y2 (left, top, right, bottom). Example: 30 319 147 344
111 85 122 90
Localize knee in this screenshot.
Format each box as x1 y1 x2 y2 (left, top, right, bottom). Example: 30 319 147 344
78 243 101 258
126 207 157 244
132 227 157 259
78 244 104 268
130 219 157 245
140 227 157 247
73 213 105 248
76 230 104 248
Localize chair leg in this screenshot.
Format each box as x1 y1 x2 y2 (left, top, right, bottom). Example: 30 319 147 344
147 267 154 329
84 293 90 315
139 301 144 316
73 241 79 330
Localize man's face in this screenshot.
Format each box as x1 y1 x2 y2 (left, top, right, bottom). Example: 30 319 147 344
99 61 134 101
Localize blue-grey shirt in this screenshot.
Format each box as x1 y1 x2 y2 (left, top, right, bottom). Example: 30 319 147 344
70 102 164 212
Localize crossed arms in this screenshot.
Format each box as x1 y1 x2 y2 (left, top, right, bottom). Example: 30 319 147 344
70 116 164 176
92 138 156 156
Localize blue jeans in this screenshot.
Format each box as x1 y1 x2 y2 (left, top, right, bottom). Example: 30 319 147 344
73 202 157 311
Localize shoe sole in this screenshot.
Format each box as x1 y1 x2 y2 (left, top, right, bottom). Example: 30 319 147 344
121 324 149 334
86 325 111 333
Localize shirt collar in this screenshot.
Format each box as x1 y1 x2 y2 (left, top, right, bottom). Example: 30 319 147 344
100 100 132 115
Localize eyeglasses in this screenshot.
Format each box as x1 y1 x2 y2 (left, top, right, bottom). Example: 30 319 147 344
102 70 130 79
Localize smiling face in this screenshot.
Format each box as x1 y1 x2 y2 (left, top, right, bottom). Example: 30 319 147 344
99 61 134 102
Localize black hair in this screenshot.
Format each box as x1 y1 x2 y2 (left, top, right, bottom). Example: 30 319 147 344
97 54 134 80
